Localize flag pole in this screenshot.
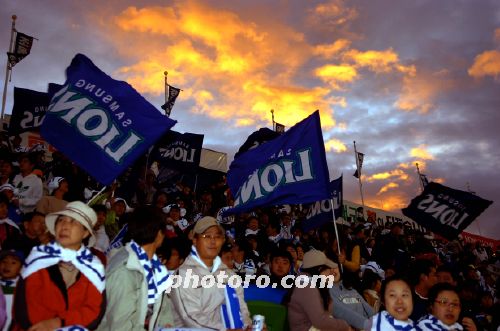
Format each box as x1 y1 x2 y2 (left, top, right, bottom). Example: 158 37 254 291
330 198 343 272
0 15 17 130
415 162 424 192
353 141 366 222
163 71 169 116
270 109 275 131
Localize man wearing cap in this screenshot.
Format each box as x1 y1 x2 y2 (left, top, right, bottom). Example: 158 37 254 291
170 216 251 330
11 153 43 215
35 177 69 215
11 201 106 331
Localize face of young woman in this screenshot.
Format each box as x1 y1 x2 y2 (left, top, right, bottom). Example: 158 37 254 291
384 280 413 321
431 290 461 326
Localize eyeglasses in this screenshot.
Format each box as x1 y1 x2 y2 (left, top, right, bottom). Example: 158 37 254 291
200 233 225 241
434 299 461 309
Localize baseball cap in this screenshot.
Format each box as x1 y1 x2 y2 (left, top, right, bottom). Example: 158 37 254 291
193 216 223 234
302 250 338 269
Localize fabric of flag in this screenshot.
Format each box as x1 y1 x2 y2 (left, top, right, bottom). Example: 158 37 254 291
302 175 343 231
420 174 429 188
152 130 204 172
40 53 176 185
234 127 280 159
8 87 50 135
402 182 492 240
161 85 181 116
275 123 286 133
353 151 364 178
7 32 34 68
226 110 330 215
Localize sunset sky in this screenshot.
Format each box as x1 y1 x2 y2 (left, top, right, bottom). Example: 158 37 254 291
2 0 499 239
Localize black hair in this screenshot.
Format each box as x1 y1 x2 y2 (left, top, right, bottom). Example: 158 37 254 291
270 248 293 266
22 211 46 223
127 205 166 245
298 265 333 311
427 282 460 309
361 269 382 292
0 195 9 206
92 204 107 214
409 259 436 286
436 265 458 282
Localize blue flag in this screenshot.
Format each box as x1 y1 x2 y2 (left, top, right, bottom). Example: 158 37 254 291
41 54 176 185
152 130 204 172
302 175 343 231
226 111 330 215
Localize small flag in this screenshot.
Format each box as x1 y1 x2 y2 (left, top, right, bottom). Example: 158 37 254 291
234 128 280 159
7 32 34 68
161 84 181 116
275 122 285 133
419 173 429 188
353 151 364 178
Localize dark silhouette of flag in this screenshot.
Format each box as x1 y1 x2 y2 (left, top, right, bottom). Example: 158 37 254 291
419 173 429 188
7 32 34 68
161 84 181 116
353 151 364 178
275 122 285 133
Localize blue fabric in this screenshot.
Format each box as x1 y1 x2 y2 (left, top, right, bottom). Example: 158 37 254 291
41 53 176 185
152 130 204 172
244 284 287 304
105 223 128 255
226 111 330 215
302 175 343 231
222 285 244 329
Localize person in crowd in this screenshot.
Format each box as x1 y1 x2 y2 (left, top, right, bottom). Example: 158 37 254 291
287 249 352 331
2 211 46 257
417 282 477 331
329 260 374 330
281 242 300 275
436 265 458 287
35 176 69 215
352 224 370 264
265 249 293 287
0 184 22 225
245 215 261 236
0 195 20 248
373 222 406 271
0 159 14 186
171 216 251 329
361 269 383 312
219 242 234 269
98 205 173 331
0 249 24 331
278 211 293 241
157 237 188 271
231 238 257 277
11 201 105 330
364 276 417 330
103 196 130 239
12 153 43 215
91 205 109 254
265 220 282 244
409 259 438 321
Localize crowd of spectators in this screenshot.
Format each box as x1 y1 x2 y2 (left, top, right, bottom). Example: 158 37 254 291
0 140 498 330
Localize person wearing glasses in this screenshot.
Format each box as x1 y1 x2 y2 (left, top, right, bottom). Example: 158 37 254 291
170 216 252 330
417 283 477 331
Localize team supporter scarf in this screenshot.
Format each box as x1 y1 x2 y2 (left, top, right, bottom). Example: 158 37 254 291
417 314 464 331
190 246 245 329
129 240 171 305
371 311 417 331
56 326 88 331
0 276 19 288
22 241 105 292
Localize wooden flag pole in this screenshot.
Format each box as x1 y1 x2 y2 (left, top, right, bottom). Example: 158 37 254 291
163 71 169 116
416 162 424 192
0 15 17 130
330 198 343 272
270 109 275 131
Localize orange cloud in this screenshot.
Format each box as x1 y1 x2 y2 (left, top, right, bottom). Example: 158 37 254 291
313 39 351 58
343 48 414 74
495 28 500 44
325 138 347 153
377 182 399 195
366 193 409 212
315 64 358 89
410 145 434 160
310 1 358 26
468 50 500 79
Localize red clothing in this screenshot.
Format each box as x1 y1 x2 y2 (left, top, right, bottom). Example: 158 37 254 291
11 265 105 330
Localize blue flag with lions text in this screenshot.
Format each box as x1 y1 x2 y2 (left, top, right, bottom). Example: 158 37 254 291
41 54 176 185
225 111 330 215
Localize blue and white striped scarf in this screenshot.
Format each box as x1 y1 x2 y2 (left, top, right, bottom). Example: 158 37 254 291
129 240 171 305
417 314 463 331
372 311 417 331
190 246 245 329
22 242 105 292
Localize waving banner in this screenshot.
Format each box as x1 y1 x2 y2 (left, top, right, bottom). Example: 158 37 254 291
302 175 343 231
41 53 176 185
152 130 204 172
9 87 49 135
226 111 330 215
402 182 492 240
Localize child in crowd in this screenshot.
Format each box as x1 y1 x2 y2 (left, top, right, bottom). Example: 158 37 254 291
365 276 418 330
0 249 23 331
0 195 20 248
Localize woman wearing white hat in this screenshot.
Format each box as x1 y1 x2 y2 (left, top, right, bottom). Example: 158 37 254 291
11 201 105 331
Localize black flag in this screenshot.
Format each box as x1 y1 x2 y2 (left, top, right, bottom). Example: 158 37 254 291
275 122 285 133
7 32 34 68
402 182 492 240
8 87 50 135
161 85 181 116
234 128 280 159
353 151 364 178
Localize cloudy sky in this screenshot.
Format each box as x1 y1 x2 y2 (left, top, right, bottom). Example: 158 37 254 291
2 0 499 239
